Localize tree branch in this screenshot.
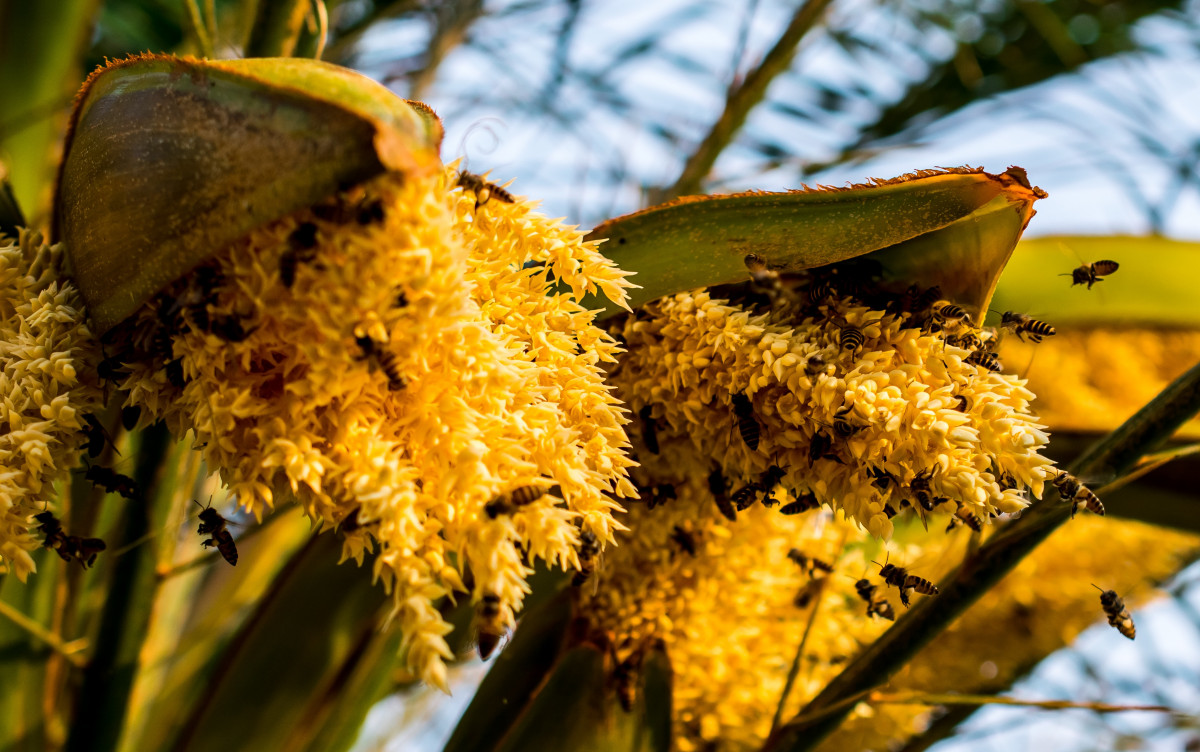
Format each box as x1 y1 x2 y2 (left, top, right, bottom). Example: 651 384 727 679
663 0 835 201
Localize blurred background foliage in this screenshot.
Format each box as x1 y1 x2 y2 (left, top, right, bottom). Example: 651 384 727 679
2 0 1200 750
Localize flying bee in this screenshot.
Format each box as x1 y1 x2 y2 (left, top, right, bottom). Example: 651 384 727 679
1000 311 1056 343
793 577 825 609
854 578 895 621
34 512 106 568
645 483 677 510
877 556 938 607
832 406 863 438
839 323 864 354
1094 585 1135 640
1063 260 1119 289
355 335 408 391
85 465 139 500
457 171 515 210
965 350 1002 372
670 525 697 556
484 483 559 518
708 467 737 521
638 405 660 455
474 592 506 660
947 503 983 533
572 529 601 587
730 393 761 451
1052 471 1105 517
787 549 834 577
744 253 783 296
779 491 819 516
195 499 238 566
280 221 319 288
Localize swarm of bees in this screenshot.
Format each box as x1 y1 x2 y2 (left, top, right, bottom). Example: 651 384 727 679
1095 585 1135 639
1063 260 1119 289
34 511 106 569
195 500 238 566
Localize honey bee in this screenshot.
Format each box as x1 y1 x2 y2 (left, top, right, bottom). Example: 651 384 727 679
807 277 835 306
34 511 106 568
195 499 238 566
793 577 825 609
670 525 697 556
945 332 983 351
779 491 819 515
572 529 601 587
1094 585 1135 639
81 414 113 458
832 406 862 438
457 171 515 210
280 222 319 288
165 359 186 389
708 467 737 521
85 465 139 500
209 314 254 342
612 648 644 712
484 483 559 518
867 466 894 491
877 556 938 607
1051 471 1104 517
730 393 761 451
474 592 506 660
638 405 660 455
808 431 843 465
909 469 936 515
932 301 972 329
839 324 864 353
1063 260 1119 289
787 549 834 577
646 483 677 510
946 503 983 533
854 578 895 621
744 253 783 295
804 354 827 376
355 335 408 391
1000 312 1056 343
965 350 1002 372
733 465 786 510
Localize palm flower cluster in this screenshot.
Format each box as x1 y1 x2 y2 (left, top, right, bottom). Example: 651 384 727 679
611 282 1057 539
98 166 636 689
0 230 103 582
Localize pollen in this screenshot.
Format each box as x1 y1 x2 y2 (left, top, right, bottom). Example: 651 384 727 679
0 231 104 581
102 166 636 689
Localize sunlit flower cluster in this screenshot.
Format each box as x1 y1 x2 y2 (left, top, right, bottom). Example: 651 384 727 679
106 166 636 689
611 289 1057 538
0 230 103 581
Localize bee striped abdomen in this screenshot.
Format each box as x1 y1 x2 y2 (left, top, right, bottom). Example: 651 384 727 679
731 393 761 451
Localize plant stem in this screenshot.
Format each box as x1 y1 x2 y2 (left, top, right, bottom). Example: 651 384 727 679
0 600 85 667
663 0 834 201
66 423 172 752
870 691 1174 714
246 0 311 57
764 356 1200 752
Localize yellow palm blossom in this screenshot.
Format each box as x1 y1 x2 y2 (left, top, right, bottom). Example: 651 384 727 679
102 166 635 689
0 230 103 581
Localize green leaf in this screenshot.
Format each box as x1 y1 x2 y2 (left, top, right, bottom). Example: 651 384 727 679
586 167 1044 321
166 532 388 752
991 235 1200 327
54 54 444 333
